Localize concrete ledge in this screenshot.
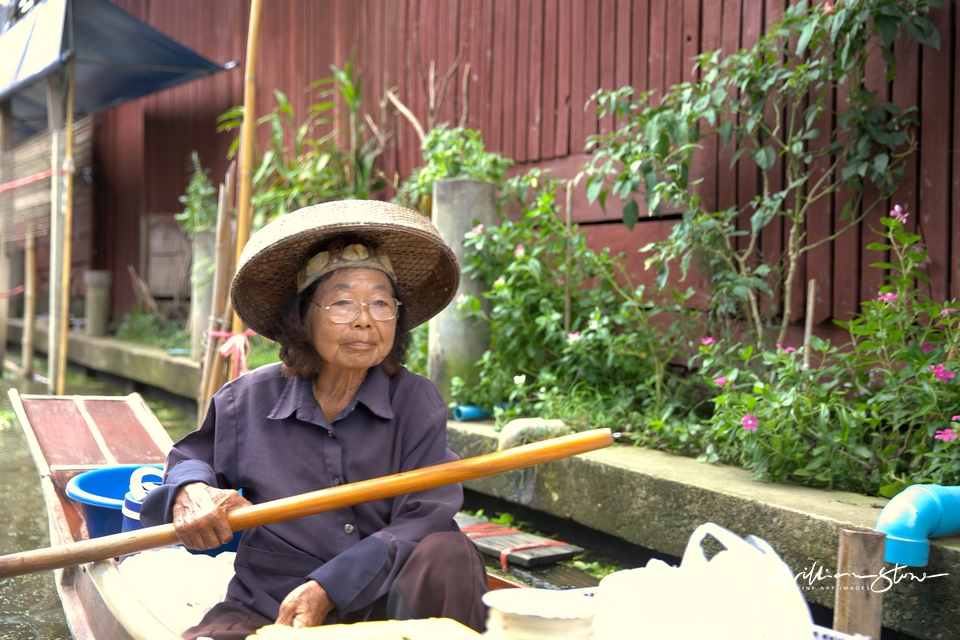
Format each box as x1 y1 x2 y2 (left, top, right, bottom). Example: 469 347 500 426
6 319 200 400
447 421 960 640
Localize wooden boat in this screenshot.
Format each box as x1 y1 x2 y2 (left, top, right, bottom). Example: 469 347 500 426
8 389 525 640
9 389 183 639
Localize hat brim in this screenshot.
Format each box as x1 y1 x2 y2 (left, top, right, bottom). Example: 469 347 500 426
231 201 460 342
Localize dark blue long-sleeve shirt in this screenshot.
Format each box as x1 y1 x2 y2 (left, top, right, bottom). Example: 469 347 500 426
140 362 462 624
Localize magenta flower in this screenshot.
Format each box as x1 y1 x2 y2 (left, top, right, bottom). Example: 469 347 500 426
701 337 715 345
514 244 525 258
935 429 958 442
922 343 934 353
471 223 485 234
952 415 960 422
930 364 955 380
941 308 958 317
741 414 759 431
783 346 797 353
714 376 729 387
877 292 898 303
889 205 908 224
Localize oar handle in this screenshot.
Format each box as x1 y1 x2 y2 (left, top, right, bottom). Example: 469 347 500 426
0 428 613 579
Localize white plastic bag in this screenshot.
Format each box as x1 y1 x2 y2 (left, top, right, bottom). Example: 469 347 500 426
592 522 813 639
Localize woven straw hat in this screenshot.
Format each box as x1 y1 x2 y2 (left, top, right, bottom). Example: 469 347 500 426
231 200 460 341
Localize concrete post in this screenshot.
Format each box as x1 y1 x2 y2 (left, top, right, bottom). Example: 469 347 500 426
83 270 112 336
428 179 495 406
189 228 217 359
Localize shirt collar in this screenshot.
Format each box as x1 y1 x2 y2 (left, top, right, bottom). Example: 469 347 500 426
267 365 395 423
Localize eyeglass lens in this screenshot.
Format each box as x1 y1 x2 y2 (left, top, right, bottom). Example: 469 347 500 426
318 298 400 323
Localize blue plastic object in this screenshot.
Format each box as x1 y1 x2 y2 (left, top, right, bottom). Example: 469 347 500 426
65 464 163 538
876 484 960 567
452 405 492 421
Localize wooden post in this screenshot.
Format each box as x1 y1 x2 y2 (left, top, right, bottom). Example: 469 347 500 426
46 71 65 394
22 236 35 377
231 0 264 340
55 61 76 396
198 163 236 426
834 527 886 640
0 100 12 371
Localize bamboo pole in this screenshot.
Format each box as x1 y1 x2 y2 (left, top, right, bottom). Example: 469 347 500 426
0 428 614 579
198 163 237 426
833 527 885 639
803 279 816 370
231 0 264 340
55 61 75 396
22 236 35 377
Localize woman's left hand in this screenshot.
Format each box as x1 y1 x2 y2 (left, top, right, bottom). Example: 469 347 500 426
276 580 335 628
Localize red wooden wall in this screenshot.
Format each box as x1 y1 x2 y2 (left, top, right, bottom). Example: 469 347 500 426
90 0 959 337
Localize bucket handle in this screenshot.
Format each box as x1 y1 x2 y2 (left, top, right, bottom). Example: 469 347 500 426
129 466 164 501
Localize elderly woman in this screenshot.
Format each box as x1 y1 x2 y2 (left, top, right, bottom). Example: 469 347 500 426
141 201 489 639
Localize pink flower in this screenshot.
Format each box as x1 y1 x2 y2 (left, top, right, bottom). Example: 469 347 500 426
889 204 908 224
783 346 797 353
471 223 485 234
922 343 934 353
823 1 835 13
935 429 958 442
952 415 960 422
456 292 467 306
930 364 955 380
714 376 728 387
741 414 759 431
514 244 525 258
701 337 715 345
567 331 581 343
557 278 565 286
941 308 958 317
877 292 898 303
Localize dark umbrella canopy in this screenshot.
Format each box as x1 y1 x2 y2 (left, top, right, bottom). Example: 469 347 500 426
0 0 229 142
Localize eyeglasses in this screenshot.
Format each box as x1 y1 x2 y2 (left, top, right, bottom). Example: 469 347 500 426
312 297 402 323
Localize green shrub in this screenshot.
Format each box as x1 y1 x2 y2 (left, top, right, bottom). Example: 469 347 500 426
698 209 960 495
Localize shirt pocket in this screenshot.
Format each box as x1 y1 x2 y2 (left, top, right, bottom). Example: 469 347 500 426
235 544 323 577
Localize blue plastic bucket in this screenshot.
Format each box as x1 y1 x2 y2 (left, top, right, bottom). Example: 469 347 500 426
65 464 163 538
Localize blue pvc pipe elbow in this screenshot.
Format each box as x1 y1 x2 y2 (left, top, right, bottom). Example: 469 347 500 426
875 484 960 567
452 405 491 421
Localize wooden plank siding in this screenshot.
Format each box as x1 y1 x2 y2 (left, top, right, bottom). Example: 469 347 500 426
81 0 958 338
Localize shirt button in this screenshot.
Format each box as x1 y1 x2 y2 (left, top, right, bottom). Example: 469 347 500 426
333 476 341 486
344 524 354 534
327 430 334 438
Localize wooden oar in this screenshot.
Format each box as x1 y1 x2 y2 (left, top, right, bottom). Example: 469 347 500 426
0 428 613 580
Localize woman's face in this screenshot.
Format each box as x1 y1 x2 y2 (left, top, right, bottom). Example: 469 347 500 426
308 268 397 373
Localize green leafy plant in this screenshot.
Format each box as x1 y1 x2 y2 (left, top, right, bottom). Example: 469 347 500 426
698 206 960 495
394 125 513 214
175 151 217 236
217 58 385 230
455 171 704 434
115 309 190 350
586 0 938 345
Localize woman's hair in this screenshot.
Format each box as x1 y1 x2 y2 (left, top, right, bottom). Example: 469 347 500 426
275 270 411 378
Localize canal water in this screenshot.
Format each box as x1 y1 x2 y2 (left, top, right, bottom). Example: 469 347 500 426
0 366 195 640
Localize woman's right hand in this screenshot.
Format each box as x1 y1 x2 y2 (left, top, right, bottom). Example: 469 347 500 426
171 482 251 551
